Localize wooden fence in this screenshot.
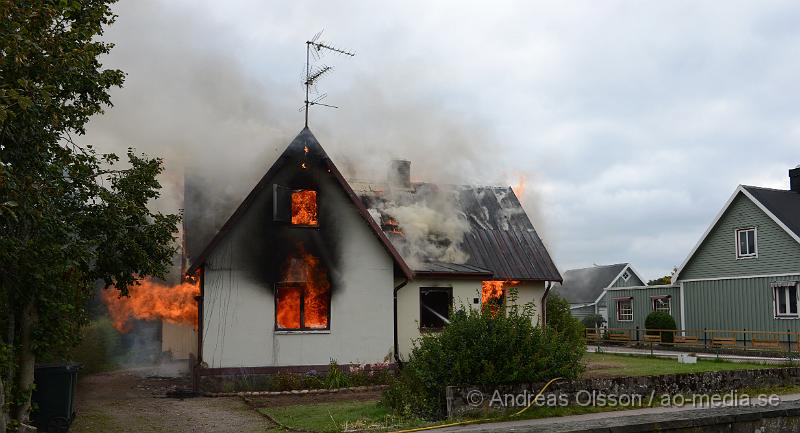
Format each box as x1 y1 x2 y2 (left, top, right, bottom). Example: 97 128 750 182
585 327 800 353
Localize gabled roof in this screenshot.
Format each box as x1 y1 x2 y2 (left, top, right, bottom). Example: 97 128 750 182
355 182 562 281
742 186 800 240
554 263 638 304
672 185 800 282
186 128 413 278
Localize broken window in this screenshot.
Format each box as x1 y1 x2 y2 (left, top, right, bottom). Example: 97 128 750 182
275 282 330 330
481 280 519 315
273 184 318 226
420 287 452 330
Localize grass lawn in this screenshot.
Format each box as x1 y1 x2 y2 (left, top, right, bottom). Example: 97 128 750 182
583 352 778 377
258 400 425 433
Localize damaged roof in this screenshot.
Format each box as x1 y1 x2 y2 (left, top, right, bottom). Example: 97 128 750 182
353 181 562 281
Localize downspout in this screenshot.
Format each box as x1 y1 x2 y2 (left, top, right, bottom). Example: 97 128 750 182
393 277 409 368
192 266 204 392
540 281 553 327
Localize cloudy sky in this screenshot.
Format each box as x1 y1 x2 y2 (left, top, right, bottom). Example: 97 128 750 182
85 1 800 281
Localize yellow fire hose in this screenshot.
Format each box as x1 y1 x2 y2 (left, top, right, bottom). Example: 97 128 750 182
389 377 563 433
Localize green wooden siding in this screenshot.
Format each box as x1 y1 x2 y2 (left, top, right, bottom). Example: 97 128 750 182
680 193 800 280
683 275 800 332
570 304 595 320
610 269 645 288
606 286 681 330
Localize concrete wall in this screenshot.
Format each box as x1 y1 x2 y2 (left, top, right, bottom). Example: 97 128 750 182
396 279 545 359
200 163 395 368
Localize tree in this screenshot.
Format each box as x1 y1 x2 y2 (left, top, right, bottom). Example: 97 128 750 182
647 275 672 285
0 2 179 430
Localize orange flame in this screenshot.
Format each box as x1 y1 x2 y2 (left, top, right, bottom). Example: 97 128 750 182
276 248 330 330
481 280 520 314
101 278 200 333
291 190 318 226
513 175 526 202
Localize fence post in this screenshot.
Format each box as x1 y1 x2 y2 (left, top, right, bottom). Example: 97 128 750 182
743 328 747 348
703 328 708 348
635 326 640 343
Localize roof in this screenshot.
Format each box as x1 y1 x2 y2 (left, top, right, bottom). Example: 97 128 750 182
741 186 800 240
553 263 630 304
354 182 562 281
187 128 413 278
672 184 800 282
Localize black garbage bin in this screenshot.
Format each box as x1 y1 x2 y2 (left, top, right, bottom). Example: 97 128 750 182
31 363 81 433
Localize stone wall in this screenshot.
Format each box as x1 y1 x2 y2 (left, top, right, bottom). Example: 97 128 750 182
446 367 800 418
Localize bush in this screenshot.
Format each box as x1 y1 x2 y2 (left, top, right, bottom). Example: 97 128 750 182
382 297 585 420
66 318 122 374
644 311 677 343
581 314 606 329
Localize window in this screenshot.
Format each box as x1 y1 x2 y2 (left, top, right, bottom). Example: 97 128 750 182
420 287 452 330
651 296 671 314
616 298 633 322
273 185 319 226
275 282 331 330
736 227 757 258
621 270 631 281
773 283 799 318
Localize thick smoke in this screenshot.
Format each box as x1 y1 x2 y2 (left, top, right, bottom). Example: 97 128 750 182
83 1 544 269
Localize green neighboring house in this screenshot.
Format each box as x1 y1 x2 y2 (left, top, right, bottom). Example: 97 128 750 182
608 166 800 335
553 263 645 323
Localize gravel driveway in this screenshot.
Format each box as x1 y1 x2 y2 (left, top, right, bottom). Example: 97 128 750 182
70 369 272 433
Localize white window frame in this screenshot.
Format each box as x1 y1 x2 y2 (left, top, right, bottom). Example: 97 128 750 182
621 270 631 281
651 296 671 314
735 227 758 259
773 283 800 319
616 298 633 322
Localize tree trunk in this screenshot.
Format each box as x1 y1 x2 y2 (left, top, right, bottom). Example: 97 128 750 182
0 374 6 433
12 300 36 431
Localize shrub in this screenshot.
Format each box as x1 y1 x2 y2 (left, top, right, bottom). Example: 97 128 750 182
66 318 122 374
382 298 585 420
644 311 677 343
581 314 606 329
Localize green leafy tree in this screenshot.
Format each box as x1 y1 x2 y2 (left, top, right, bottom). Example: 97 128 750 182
647 275 672 285
0 1 179 430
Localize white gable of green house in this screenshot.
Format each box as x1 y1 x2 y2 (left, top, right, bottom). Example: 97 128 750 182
610 266 645 288
676 190 800 281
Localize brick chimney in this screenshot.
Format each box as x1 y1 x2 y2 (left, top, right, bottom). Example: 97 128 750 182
791 166 800 192
388 160 411 189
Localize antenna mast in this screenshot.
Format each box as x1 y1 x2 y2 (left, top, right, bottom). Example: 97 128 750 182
302 31 355 127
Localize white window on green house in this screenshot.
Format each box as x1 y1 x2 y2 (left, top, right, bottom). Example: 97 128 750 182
773 282 799 318
735 227 757 259
621 270 631 281
652 296 671 314
616 298 633 322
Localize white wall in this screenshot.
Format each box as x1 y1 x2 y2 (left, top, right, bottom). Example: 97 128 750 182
395 279 545 359
200 179 395 368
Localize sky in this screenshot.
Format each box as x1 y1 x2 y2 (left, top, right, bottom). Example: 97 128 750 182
84 1 800 281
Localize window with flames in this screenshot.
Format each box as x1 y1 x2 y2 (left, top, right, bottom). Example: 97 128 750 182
273 185 319 227
480 280 520 315
275 251 331 331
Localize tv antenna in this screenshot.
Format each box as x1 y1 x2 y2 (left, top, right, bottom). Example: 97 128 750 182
302 30 355 127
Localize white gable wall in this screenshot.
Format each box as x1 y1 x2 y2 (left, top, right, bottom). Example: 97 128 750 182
200 177 394 368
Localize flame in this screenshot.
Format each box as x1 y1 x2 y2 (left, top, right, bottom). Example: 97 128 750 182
513 175 526 202
291 190 318 226
276 247 330 329
101 278 200 333
481 280 520 314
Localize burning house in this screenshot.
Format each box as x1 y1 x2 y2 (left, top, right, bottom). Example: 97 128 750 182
185 127 561 378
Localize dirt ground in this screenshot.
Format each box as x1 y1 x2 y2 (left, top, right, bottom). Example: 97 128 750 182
70 369 273 433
